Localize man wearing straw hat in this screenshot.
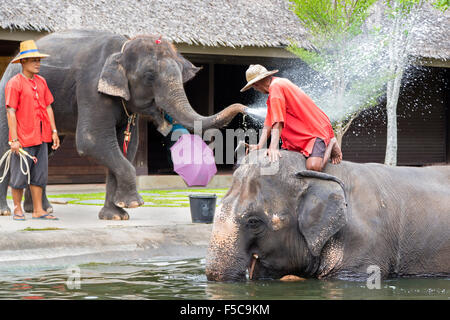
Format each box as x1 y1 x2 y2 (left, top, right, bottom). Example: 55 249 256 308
242 64 342 171
4 40 60 221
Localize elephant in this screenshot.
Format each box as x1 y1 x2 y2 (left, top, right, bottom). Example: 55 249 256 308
0 30 246 220
205 149 450 281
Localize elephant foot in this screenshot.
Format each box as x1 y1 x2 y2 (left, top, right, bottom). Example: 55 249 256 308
114 192 144 209
24 201 33 213
1 207 11 216
99 206 130 220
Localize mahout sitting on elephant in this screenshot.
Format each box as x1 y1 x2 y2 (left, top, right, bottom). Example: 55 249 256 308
206 149 450 281
0 30 246 220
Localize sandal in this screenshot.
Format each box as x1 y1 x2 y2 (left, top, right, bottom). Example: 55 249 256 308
32 214 59 220
13 214 26 221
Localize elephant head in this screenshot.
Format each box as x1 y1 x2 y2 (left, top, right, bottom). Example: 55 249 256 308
97 35 246 133
205 150 347 281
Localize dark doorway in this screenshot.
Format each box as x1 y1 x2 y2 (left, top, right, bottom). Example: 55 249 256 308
0 39 19 77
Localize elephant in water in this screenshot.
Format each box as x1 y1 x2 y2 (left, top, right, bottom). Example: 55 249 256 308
0 30 246 220
206 150 450 281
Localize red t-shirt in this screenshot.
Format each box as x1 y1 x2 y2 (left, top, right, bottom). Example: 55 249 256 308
5 73 54 147
264 77 335 157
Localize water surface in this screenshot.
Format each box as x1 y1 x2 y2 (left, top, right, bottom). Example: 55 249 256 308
0 258 448 300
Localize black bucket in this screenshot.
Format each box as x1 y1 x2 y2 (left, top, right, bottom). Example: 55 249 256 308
188 194 217 223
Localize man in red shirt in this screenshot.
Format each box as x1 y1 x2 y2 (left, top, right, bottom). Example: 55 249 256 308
242 64 342 171
5 40 60 220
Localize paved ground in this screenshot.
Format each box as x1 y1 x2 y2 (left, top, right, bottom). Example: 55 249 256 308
0 184 215 267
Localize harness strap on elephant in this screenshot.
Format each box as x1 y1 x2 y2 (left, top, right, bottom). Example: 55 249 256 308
121 99 136 157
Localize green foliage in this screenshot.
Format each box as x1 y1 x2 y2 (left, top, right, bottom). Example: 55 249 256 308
386 0 423 15
432 0 449 10
288 0 393 139
287 46 327 73
386 0 448 16
289 0 379 42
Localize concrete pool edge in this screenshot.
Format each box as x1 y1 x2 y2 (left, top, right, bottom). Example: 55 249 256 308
0 224 212 267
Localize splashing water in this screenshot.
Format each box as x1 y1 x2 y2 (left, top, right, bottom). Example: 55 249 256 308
244 107 267 127
242 3 447 135
242 92 268 129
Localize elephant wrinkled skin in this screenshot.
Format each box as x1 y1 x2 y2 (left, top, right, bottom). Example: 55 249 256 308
206 150 450 281
0 30 246 219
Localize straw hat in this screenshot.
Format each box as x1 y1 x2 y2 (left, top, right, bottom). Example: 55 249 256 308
240 64 278 92
11 40 50 64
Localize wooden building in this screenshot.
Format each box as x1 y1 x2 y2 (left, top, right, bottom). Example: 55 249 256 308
0 0 449 184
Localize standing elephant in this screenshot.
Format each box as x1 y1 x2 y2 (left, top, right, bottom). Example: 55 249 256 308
206 150 450 281
0 30 246 220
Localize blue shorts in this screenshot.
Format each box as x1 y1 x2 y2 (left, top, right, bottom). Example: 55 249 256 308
9 143 48 189
281 137 326 158
309 138 326 158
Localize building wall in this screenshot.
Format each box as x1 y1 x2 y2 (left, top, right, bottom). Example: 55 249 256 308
47 135 106 183
342 66 449 165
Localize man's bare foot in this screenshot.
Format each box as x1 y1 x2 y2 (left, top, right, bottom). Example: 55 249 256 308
13 207 25 221
32 211 59 220
330 138 343 164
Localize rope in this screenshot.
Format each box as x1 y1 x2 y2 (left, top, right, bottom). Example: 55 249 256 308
0 149 32 185
121 99 136 157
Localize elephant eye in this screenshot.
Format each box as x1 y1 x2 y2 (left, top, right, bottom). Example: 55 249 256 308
246 217 264 232
143 71 156 84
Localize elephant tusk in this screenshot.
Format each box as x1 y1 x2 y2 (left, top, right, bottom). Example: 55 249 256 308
248 253 259 280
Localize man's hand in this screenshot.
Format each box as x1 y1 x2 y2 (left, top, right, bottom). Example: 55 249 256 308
10 141 21 155
52 132 60 150
246 144 261 155
265 147 282 162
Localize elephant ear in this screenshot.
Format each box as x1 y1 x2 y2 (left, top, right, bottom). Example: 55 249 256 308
98 52 130 101
176 53 202 83
296 170 348 257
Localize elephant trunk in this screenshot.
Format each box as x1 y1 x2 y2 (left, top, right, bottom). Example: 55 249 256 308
157 84 247 132
205 210 248 281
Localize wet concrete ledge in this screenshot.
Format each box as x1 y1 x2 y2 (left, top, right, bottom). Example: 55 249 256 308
0 202 213 267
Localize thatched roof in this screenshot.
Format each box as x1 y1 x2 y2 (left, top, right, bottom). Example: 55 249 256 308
406 5 450 61
0 0 310 49
0 0 448 59
366 2 450 61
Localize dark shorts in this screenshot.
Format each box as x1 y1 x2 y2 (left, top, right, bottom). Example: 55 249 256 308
308 137 326 158
9 143 48 189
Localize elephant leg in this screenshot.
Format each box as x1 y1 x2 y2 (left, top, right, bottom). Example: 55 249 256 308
0 142 11 215
99 170 130 220
0 170 11 216
76 121 143 218
98 120 140 220
42 188 53 213
24 186 53 213
23 187 32 212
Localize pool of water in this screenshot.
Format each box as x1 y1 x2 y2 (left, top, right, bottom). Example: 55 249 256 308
0 258 448 300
